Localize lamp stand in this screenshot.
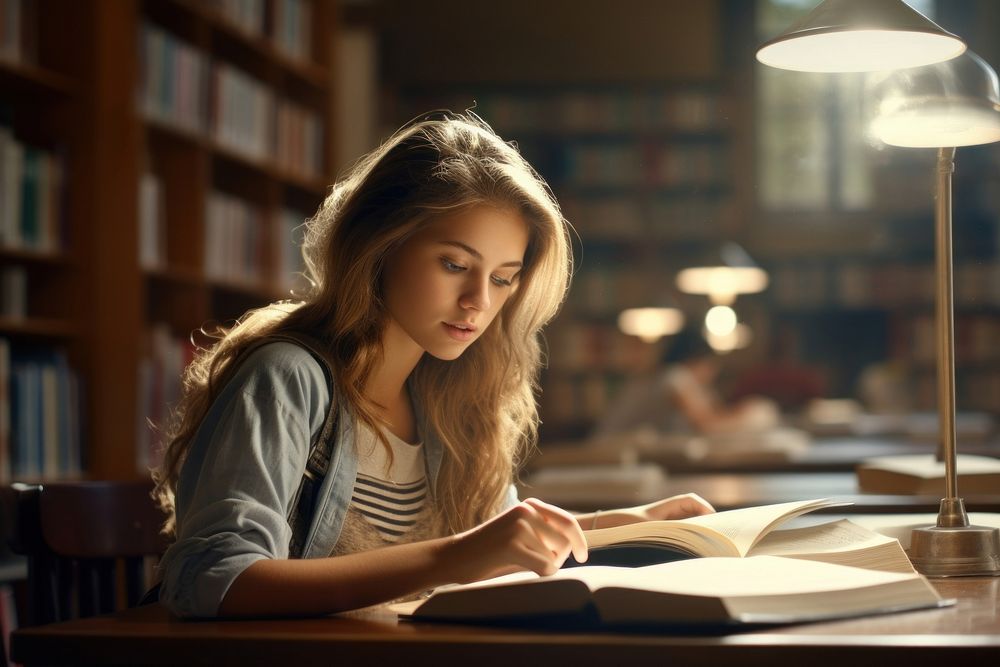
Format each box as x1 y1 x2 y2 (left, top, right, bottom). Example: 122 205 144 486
907 147 1000 577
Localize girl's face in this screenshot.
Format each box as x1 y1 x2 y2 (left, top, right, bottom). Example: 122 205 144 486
382 205 530 361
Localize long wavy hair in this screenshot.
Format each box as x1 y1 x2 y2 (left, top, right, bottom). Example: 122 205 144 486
152 111 573 537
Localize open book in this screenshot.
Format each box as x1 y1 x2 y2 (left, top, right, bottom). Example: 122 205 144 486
582 498 915 573
409 556 946 627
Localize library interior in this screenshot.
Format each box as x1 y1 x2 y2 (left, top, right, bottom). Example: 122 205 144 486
2 0 1000 664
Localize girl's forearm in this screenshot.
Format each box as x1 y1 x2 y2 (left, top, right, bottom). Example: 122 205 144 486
218 535 459 618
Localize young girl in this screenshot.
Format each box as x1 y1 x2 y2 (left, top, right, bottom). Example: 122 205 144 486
153 112 713 618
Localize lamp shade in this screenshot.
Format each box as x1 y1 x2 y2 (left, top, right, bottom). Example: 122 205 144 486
675 243 768 306
756 0 965 73
871 51 1000 147
617 307 685 343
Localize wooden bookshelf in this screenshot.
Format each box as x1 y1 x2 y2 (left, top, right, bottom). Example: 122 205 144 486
1 0 337 481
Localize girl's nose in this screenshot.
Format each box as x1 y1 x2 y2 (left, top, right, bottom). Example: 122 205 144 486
459 274 491 312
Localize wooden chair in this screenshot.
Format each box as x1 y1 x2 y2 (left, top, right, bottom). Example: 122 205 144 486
6 480 169 626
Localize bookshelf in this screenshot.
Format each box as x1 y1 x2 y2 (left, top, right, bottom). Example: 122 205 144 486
390 85 740 439
0 0 88 483
754 133 1000 416
1 0 336 482
764 257 1000 414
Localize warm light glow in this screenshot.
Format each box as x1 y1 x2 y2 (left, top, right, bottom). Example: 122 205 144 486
704 306 737 337
873 102 1000 147
757 30 965 73
676 267 769 305
705 323 753 353
617 307 684 343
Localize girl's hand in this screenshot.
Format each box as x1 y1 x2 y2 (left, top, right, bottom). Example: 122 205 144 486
583 493 716 530
440 498 589 584
634 492 715 522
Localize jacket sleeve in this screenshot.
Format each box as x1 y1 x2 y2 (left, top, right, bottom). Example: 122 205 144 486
158 343 329 618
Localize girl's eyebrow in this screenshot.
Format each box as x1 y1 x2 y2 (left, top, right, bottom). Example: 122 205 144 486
439 240 523 269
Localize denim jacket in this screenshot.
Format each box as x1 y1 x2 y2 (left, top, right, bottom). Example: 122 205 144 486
158 341 518 618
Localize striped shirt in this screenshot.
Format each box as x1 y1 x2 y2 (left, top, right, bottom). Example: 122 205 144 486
350 424 427 542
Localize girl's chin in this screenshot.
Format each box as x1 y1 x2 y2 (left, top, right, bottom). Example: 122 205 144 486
426 346 468 361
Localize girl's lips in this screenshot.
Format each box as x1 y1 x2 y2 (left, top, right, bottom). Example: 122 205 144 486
443 322 476 342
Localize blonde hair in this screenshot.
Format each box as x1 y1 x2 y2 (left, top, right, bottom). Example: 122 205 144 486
153 111 573 537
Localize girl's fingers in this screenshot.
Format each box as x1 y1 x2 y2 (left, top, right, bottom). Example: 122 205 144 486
511 536 561 576
511 507 573 564
522 498 589 563
679 493 715 515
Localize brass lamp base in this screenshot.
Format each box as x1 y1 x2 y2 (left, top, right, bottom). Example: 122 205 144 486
909 498 1000 577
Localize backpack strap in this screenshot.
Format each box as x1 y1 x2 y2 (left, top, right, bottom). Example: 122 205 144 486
234 331 341 559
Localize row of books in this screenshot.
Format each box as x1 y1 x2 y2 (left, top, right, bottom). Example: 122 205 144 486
138 23 324 177
136 324 195 473
561 195 730 241
209 0 267 37
0 127 66 253
961 372 1000 412
271 0 313 62
539 371 622 427
210 63 277 161
0 0 34 64
202 0 314 63
138 172 167 270
910 371 1000 413
139 23 207 133
274 98 323 179
545 321 654 373
139 172 308 290
561 142 727 189
771 262 1000 308
908 313 1000 365
404 90 729 134
0 338 83 483
0 266 25 319
565 264 660 315
204 190 266 285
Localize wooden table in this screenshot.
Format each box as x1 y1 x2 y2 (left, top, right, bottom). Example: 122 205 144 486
11 577 1000 666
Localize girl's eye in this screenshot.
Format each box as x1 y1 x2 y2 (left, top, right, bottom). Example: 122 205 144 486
491 275 514 287
441 258 466 273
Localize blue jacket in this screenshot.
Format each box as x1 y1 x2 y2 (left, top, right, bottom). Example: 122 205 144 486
159 342 517 617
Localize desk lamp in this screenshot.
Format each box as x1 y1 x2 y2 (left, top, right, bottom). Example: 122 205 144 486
869 51 1000 576
758 2 999 576
756 0 964 72
617 306 685 343
675 242 768 307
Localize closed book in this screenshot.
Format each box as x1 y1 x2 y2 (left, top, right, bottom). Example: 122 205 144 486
857 454 1000 495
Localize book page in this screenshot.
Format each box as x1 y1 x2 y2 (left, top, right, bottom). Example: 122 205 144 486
667 498 848 555
432 565 647 595
631 555 924 597
749 518 892 555
586 498 844 556
413 556 941 625
423 556 923 601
